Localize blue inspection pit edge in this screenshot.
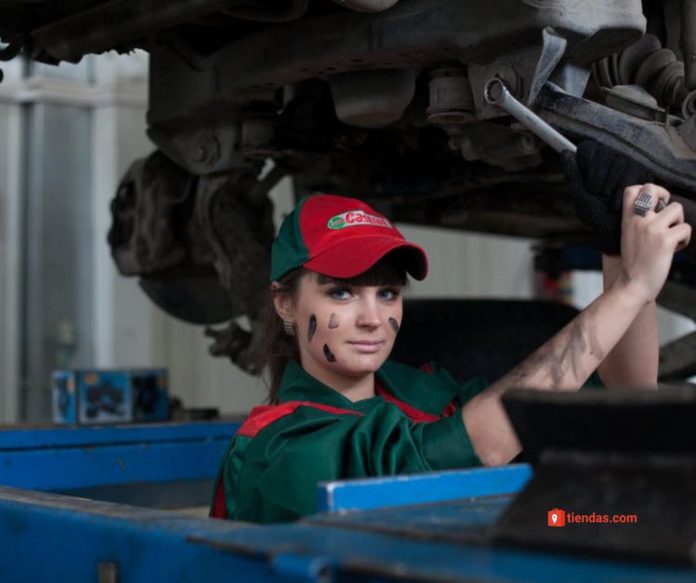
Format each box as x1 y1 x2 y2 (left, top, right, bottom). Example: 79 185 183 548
317 463 533 513
0 419 241 450
0 421 241 492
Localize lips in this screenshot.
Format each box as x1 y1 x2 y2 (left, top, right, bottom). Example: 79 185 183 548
346 340 385 353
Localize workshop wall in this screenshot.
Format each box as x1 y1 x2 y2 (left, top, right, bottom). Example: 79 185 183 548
0 57 23 423
399 225 534 299
0 53 160 422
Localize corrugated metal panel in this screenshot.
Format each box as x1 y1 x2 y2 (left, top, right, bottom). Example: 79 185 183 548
0 59 24 422
398 224 535 299
23 101 94 421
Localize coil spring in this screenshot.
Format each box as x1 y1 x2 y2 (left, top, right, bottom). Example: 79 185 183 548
594 34 696 118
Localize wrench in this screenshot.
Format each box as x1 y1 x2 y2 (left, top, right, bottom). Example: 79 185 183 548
483 77 677 212
483 78 577 154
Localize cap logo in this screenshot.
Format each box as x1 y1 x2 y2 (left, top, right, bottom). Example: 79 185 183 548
327 210 392 230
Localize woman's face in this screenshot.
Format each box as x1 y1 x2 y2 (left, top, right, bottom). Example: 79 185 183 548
280 271 404 383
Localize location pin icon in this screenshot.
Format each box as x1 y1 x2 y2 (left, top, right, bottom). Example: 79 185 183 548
551 513 558 524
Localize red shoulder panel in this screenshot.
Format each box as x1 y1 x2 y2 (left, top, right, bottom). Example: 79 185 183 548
375 383 457 422
375 384 441 422
236 401 363 438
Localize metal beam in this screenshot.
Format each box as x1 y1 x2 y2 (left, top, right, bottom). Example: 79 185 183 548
0 421 238 492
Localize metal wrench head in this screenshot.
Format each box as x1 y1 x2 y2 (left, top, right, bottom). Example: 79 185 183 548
483 78 507 107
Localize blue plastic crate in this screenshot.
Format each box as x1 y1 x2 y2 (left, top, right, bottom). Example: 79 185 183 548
52 368 168 424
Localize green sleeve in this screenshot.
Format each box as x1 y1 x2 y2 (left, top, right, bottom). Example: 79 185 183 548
228 403 482 523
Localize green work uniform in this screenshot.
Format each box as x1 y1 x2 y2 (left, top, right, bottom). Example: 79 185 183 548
210 359 488 523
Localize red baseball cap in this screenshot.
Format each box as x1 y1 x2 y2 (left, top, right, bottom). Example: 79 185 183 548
271 194 428 281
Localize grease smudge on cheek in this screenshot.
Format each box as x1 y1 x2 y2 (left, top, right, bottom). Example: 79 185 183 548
388 317 400 333
328 313 339 329
308 314 317 342
323 344 337 363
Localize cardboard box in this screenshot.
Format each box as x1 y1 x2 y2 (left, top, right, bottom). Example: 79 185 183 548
52 369 168 424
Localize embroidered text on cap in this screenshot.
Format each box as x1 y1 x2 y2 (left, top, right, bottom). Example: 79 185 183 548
327 210 393 230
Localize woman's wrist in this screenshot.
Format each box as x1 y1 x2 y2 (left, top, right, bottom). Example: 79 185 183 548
601 253 623 288
610 270 655 308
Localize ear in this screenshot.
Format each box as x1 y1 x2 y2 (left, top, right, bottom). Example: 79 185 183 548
271 282 295 322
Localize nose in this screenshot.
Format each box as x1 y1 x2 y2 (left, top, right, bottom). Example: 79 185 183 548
356 296 382 329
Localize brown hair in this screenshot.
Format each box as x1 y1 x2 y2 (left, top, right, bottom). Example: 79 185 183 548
265 252 409 403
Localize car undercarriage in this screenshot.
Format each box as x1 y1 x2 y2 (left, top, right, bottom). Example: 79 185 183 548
2 0 696 377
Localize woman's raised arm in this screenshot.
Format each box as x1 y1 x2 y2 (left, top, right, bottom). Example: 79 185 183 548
461 183 691 466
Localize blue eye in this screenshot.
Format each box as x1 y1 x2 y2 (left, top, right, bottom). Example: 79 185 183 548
329 287 352 300
379 287 400 301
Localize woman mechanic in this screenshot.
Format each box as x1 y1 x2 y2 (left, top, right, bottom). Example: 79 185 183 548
210 142 692 523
